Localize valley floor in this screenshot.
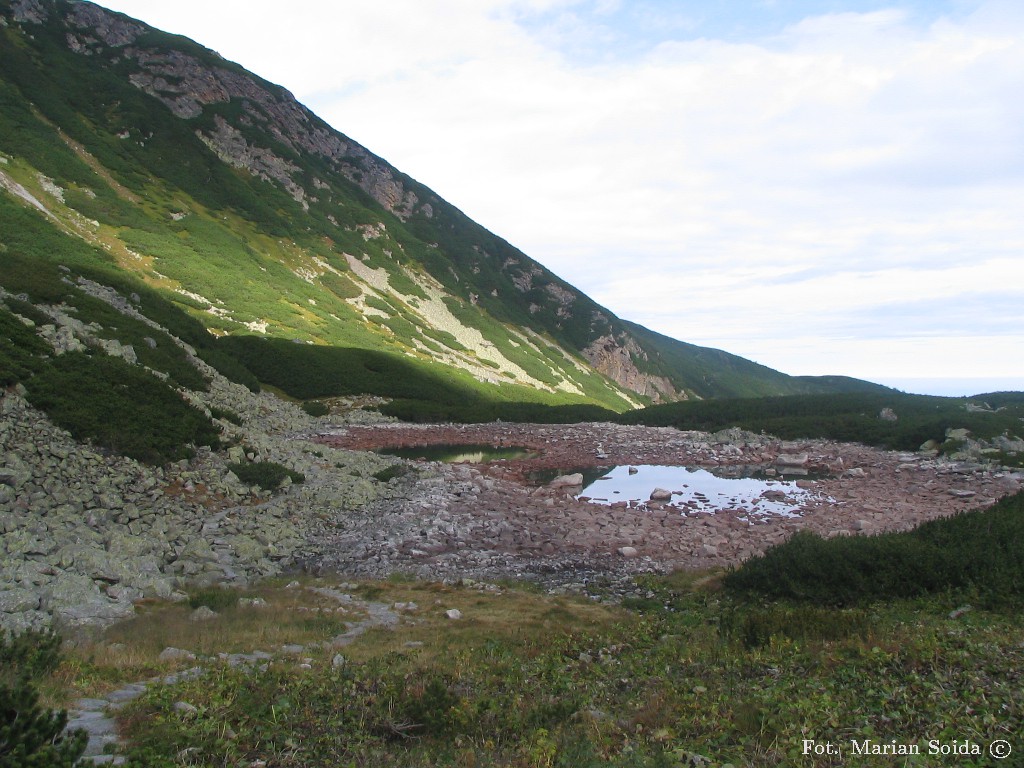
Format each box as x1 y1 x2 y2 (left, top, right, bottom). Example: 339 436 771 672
312 421 1023 587
3 373 1022 635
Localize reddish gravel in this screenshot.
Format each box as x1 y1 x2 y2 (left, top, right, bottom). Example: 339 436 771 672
317 422 1023 577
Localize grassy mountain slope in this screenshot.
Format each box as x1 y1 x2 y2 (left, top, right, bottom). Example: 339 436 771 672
1 0 882 410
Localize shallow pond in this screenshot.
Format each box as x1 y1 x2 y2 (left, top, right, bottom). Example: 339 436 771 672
377 443 538 463
575 464 815 518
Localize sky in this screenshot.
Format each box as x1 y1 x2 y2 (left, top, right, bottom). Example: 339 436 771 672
94 0 1024 396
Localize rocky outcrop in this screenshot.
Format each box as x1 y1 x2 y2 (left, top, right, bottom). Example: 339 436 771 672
55 2 422 219
583 334 680 403
10 0 48 24
196 116 308 208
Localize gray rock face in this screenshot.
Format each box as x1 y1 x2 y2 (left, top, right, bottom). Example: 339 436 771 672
57 2 422 221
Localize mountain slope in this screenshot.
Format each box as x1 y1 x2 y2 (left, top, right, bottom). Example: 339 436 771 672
0 0 878 407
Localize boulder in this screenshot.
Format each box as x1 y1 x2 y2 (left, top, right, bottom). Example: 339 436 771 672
776 453 809 467
549 473 584 489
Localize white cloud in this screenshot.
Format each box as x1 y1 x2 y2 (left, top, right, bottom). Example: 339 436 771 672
94 1 1024 393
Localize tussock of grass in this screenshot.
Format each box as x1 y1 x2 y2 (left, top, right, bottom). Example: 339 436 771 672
38 565 1023 767
98 583 358 664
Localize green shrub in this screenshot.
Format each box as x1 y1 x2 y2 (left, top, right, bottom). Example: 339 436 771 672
210 407 243 426
725 491 1024 608
0 306 49 386
0 630 62 680
619 391 1024 452
228 461 304 490
0 631 87 768
396 675 461 738
300 400 329 417
372 465 410 483
24 353 220 464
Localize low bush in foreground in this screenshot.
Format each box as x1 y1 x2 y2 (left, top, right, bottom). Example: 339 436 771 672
85 577 1023 768
724 490 1024 607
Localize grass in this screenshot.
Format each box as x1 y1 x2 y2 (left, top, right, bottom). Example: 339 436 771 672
33 555 1022 767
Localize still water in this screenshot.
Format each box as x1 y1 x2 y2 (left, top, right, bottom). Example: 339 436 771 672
576 464 814 517
377 443 538 463
376 445 818 517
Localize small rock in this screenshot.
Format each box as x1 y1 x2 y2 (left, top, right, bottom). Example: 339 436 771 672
445 608 462 620
776 453 809 467
190 606 218 622
173 701 198 716
158 647 197 663
617 546 639 558
948 605 972 620
649 488 673 501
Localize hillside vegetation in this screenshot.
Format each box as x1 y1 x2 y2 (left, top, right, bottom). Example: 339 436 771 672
617 390 1024 458
0 0 884 412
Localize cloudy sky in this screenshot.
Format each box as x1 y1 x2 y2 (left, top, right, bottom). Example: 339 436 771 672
96 0 1024 396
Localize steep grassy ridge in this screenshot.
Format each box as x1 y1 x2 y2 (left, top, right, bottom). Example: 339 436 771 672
0 0 884 410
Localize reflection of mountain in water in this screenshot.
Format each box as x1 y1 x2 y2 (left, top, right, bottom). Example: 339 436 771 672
377 444 538 463
575 465 819 518
527 466 614 488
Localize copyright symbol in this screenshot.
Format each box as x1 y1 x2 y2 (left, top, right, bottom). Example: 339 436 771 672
990 740 1012 760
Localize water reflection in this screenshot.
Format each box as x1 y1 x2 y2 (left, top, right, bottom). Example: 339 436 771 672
575 464 815 518
377 443 538 463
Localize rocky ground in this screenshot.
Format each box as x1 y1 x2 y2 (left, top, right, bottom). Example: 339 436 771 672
3 379 1023 636
314 422 1024 588
0 373 401 636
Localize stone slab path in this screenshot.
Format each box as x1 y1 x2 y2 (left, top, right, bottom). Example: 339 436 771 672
65 588 400 764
